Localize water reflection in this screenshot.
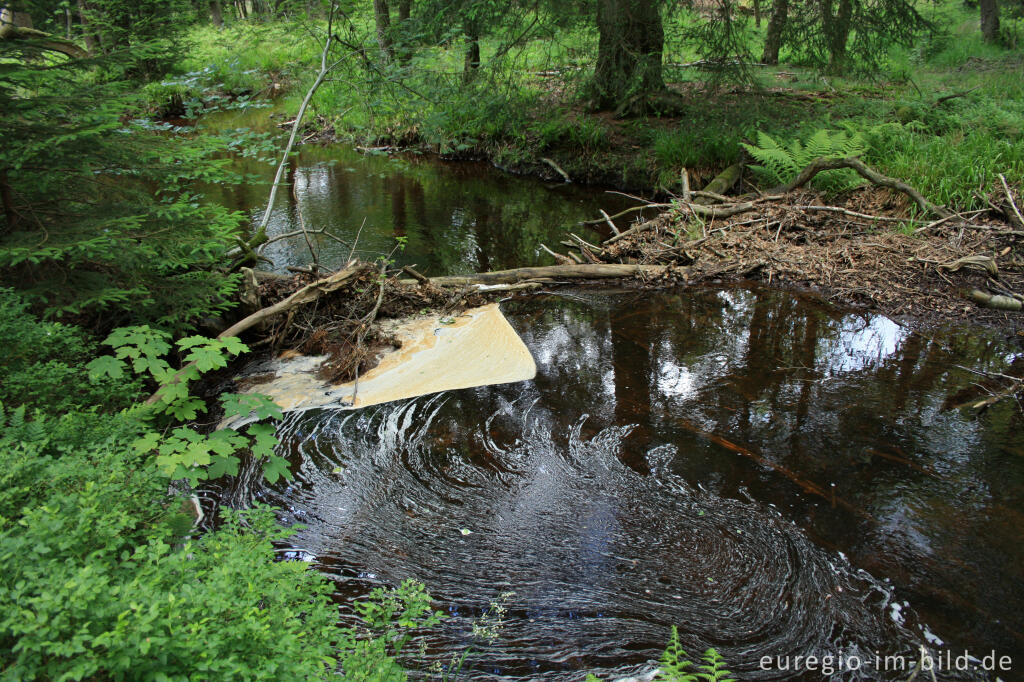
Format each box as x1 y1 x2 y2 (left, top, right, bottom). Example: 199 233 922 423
198 109 639 275
221 285 1023 679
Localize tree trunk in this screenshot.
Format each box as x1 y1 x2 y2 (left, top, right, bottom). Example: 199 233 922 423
754 0 762 26
820 0 853 72
395 0 412 64
373 0 394 61
0 168 17 231
762 0 788 64
980 0 1000 42
76 0 98 54
593 0 664 110
462 22 480 83
210 0 224 27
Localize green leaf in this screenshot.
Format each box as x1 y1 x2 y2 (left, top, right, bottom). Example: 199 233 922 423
86 355 125 380
208 454 240 479
184 346 229 373
261 455 291 484
164 397 206 421
219 337 248 356
132 432 162 455
247 422 278 459
220 393 283 421
176 335 210 350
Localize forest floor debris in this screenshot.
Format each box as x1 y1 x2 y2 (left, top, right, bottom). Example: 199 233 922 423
561 166 1024 331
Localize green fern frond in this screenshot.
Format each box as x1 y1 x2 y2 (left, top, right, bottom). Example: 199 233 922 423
696 648 736 682
742 128 870 194
660 627 699 682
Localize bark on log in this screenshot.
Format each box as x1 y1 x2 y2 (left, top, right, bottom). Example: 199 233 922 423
399 263 672 287
967 289 1022 311
697 163 742 200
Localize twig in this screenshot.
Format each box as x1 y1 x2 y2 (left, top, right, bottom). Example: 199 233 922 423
914 209 987 233
605 189 657 203
999 173 1024 229
350 262 388 406
401 265 429 284
569 232 606 255
290 171 319 270
261 226 352 249
347 217 366 262
690 190 731 203
540 157 571 183
792 205 909 223
599 209 620 235
581 203 671 226
540 243 573 265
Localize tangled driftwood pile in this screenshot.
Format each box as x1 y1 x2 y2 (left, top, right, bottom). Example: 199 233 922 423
548 159 1024 327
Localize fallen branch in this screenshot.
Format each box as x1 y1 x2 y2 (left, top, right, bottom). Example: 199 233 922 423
540 157 571 183
770 157 952 218
401 265 429 284
540 243 574 265
398 263 672 287
792 205 909 223
251 5 345 256
999 174 1024 229
599 209 620 235
935 86 980 105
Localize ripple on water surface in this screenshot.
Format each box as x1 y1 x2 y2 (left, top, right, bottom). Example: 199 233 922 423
224 286 1023 680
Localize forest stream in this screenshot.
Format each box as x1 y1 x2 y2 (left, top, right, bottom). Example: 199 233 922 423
204 110 1024 680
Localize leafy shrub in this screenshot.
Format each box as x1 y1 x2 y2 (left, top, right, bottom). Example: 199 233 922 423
86 324 291 485
0 289 140 414
742 129 869 193
0 406 340 680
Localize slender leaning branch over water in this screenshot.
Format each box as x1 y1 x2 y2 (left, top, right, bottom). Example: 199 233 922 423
253 2 345 251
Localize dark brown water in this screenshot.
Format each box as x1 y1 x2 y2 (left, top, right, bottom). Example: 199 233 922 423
222 285 1023 681
199 107 638 276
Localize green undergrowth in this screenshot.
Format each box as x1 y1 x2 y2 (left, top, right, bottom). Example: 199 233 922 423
179 0 1022 208
0 289 452 680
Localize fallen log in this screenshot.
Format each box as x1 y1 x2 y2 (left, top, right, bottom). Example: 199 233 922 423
697 163 742 200
966 288 1022 311
398 263 672 287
